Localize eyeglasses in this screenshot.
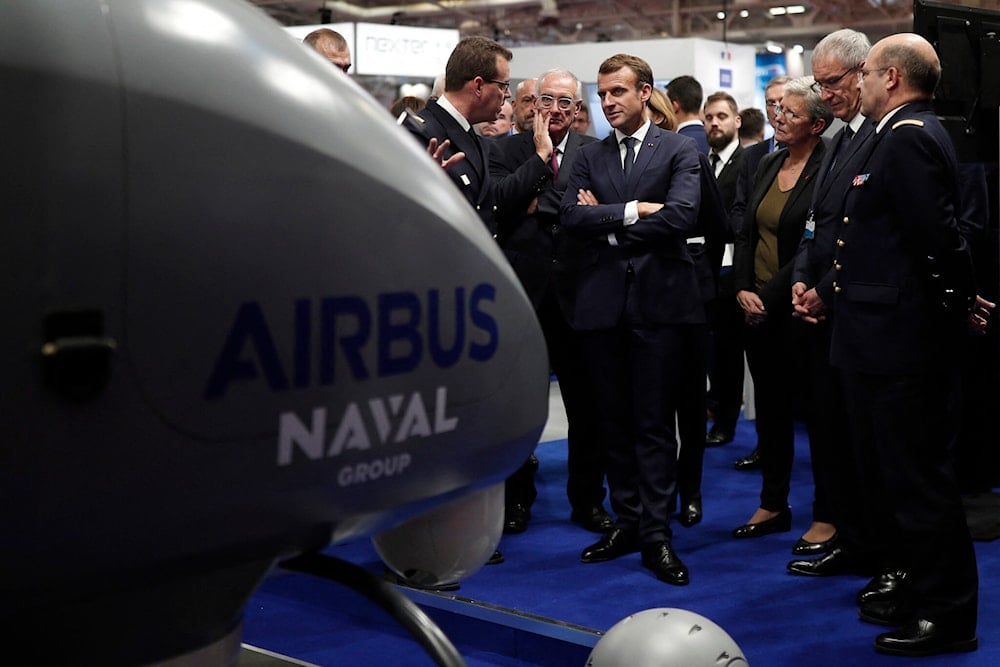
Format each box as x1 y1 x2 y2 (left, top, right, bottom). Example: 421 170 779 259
810 64 860 92
536 94 577 111
773 105 805 122
487 79 511 93
857 67 889 81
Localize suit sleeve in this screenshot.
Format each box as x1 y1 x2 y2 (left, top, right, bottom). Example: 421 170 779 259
489 137 552 225
615 140 702 248
559 145 629 239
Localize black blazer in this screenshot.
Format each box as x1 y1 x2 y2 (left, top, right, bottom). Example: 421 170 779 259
791 120 876 306
831 102 969 374
733 140 826 316
404 99 497 233
715 143 746 215
489 130 597 317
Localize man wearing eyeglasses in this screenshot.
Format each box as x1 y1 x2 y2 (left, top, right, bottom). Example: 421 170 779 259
489 69 610 537
829 33 979 657
786 29 880 586
302 28 351 74
403 37 514 236
510 79 537 134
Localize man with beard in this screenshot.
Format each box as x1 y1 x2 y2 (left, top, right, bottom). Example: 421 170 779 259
702 92 746 450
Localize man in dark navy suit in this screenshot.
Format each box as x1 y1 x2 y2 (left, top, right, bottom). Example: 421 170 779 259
830 33 978 657
665 75 710 154
489 69 610 535
786 28 879 575
404 36 514 236
560 54 702 586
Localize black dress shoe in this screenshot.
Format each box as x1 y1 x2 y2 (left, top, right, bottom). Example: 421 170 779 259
857 569 909 605
787 545 874 577
859 598 915 627
791 532 838 556
874 620 978 657
732 509 791 538
570 505 615 533
486 550 504 565
705 428 733 447
641 541 689 586
733 447 761 470
580 527 639 563
503 503 531 534
678 498 702 527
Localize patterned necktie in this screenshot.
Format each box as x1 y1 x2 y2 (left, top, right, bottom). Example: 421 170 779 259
550 147 560 180
622 137 637 182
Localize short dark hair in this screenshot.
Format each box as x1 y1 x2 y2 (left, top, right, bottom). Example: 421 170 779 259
739 107 765 138
665 75 703 113
444 37 513 92
598 54 653 90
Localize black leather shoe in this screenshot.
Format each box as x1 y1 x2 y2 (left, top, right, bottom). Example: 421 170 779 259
857 569 909 605
570 505 615 533
732 509 791 538
787 545 874 577
580 528 639 563
486 550 504 565
678 498 703 527
705 428 733 447
733 447 761 470
874 620 978 657
859 599 915 627
791 532 838 556
503 503 531 534
641 541 689 586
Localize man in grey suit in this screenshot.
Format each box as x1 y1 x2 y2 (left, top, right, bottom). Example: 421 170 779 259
560 53 703 586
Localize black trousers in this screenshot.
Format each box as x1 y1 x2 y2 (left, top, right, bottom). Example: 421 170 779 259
743 311 804 512
581 321 696 544
841 366 978 632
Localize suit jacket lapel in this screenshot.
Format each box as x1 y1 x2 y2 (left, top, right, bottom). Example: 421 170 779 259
628 126 661 197
556 132 581 188
600 133 628 200
428 100 484 181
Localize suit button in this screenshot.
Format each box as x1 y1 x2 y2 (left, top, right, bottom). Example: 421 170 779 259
834 262 842 271
843 216 849 224
836 239 846 247
834 286 842 293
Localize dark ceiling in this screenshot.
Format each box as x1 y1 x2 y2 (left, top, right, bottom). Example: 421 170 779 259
246 0 994 50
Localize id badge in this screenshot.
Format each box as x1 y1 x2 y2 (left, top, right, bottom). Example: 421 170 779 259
803 210 815 240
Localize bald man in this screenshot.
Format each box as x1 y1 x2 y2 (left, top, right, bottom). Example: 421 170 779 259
303 28 351 73
832 33 978 657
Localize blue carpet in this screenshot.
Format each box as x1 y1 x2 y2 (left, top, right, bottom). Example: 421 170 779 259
243 413 1000 666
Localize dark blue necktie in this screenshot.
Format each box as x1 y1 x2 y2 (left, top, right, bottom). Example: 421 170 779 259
622 137 637 182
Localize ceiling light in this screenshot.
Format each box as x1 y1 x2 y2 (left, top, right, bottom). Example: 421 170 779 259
769 7 787 15
786 5 807 14
792 44 804 53
765 40 784 53
740 9 749 18
716 11 726 20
